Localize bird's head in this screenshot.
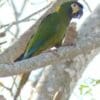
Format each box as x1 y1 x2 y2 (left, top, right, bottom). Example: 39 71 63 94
59 1 83 19
70 1 83 18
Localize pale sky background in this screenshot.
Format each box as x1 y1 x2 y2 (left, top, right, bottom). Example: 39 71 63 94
0 0 100 100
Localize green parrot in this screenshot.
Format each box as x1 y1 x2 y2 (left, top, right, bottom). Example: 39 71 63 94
14 1 83 99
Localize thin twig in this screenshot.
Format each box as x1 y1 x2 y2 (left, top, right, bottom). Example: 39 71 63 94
0 82 13 96
0 41 7 45
11 0 20 37
11 76 18 91
0 3 52 29
83 0 92 12
18 0 27 17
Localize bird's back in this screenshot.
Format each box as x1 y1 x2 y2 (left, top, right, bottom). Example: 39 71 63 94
23 12 70 58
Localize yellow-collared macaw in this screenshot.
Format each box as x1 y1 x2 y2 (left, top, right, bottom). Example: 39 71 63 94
14 1 83 99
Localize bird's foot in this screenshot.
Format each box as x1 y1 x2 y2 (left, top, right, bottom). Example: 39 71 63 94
43 47 60 57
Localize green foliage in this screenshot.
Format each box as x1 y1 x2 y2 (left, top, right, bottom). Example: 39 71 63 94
79 83 91 95
79 78 100 96
95 79 100 85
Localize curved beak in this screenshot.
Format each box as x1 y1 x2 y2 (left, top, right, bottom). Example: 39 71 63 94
78 7 83 18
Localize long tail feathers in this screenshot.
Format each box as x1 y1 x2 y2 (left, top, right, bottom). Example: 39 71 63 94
14 53 30 100
14 72 30 100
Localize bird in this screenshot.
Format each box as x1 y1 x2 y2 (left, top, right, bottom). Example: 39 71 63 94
14 1 83 99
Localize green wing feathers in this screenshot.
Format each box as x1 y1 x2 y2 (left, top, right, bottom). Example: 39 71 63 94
24 12 69 58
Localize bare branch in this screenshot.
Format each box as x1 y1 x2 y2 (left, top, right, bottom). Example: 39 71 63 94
0 41 7 45
18 0 28 17
11 0 20 37
0 3 52 29
0 35 100 77
83 0 92 12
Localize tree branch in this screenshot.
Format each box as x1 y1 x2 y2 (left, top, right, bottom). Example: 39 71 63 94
0 3 52 29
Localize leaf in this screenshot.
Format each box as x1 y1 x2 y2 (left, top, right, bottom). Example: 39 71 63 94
85 88 92 95
79 84 89 95
96 80 100 84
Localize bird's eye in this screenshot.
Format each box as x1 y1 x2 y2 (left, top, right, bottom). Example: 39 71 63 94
73 3 77 7
71 3 77 8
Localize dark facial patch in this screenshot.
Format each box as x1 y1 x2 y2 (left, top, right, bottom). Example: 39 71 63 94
72 2 83 18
